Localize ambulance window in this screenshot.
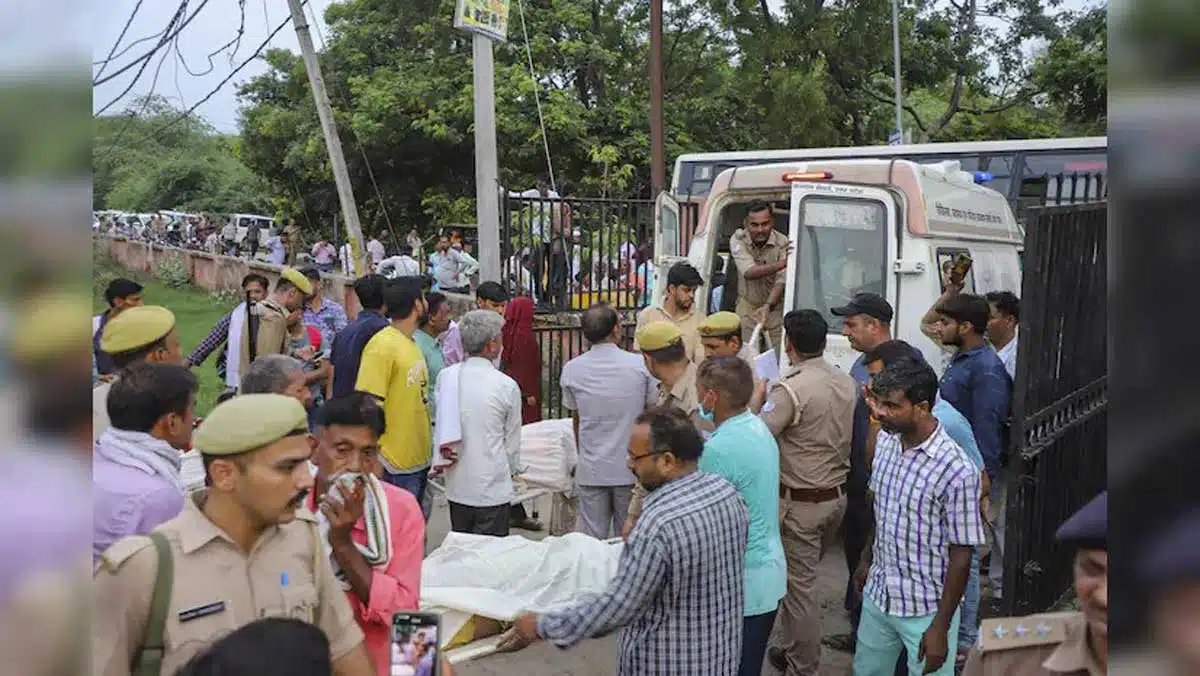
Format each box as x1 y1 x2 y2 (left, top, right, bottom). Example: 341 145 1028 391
791 197 887 330
935 247 977 295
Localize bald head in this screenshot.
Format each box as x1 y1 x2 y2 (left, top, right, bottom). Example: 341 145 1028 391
581 303 620 344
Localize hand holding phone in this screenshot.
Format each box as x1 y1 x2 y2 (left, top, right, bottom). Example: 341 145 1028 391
392 612 442 675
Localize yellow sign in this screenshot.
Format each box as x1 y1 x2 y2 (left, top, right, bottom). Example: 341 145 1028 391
454 0 511 42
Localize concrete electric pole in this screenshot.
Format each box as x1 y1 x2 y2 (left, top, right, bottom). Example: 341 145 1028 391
472 33 502 284
286 0 367 275
649 0 666 195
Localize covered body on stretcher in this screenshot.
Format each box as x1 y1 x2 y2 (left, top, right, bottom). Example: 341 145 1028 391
422 419 617 663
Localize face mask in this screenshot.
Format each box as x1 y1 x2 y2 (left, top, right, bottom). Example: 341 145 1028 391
697 393 716 424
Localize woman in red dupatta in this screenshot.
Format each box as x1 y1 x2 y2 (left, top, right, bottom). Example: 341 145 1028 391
501 296 542 424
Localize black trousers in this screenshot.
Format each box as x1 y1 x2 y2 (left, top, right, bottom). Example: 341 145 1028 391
739 608 778 676
843 490 871 627
448 502 510 537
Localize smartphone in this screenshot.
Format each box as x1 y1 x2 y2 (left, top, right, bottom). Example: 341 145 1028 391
950 252 973 281
391 612 441 675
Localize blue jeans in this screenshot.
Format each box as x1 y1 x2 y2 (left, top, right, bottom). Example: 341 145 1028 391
383 468 429 510
957 549 981 650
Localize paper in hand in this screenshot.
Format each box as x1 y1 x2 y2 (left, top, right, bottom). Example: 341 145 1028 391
754 349 780 383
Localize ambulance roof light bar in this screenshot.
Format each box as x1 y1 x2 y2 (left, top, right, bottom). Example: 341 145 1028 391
782 171 834 182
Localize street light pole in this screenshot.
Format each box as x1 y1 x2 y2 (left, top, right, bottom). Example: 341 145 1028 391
472 33 501 283
890 0 905 143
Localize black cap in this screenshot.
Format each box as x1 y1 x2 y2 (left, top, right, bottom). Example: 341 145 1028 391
1054 491 1106 550
1139 506 1200 590
666 262 704 288
831 292 894 323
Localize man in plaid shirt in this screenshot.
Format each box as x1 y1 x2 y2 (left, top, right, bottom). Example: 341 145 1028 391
853 359 986 676
498 406 749 676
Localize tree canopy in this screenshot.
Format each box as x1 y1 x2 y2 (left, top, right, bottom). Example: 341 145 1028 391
94 0 1108 238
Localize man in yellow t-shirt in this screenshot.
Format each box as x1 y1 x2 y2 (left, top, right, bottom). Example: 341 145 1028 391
355 277 432 504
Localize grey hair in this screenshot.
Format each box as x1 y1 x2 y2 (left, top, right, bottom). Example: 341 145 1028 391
240 354 306 394
459 309 504 356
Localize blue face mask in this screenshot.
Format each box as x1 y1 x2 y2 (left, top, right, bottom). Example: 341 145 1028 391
697 394 716 424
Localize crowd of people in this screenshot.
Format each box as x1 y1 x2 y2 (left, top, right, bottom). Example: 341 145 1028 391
89 229 1109 676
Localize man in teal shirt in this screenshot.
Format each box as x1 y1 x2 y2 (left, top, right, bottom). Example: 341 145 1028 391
696 356 788 676
413 291 450 519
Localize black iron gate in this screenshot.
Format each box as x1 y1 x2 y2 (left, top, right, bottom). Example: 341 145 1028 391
1002 202 1108 615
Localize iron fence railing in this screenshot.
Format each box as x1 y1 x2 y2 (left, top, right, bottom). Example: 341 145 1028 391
1002 201 1108 616
532 313 638 420
499 195 699 313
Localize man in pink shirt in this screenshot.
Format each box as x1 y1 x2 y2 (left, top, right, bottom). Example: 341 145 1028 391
308 392 426 675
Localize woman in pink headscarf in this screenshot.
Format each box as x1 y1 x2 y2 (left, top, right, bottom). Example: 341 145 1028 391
500 296 541 424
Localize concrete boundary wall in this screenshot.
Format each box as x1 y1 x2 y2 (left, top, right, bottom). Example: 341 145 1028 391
96 235 476 319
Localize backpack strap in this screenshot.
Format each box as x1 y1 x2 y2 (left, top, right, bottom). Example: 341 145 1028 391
134 532 174 676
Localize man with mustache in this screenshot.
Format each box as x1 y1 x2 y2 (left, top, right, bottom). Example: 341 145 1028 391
93 394 375 676
962 491 1107 675
635 262 706 362
307 393 425 675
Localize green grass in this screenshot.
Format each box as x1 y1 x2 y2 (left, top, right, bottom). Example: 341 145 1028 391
93 275 232 416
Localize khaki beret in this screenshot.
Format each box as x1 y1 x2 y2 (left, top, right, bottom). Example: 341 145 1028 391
636 320 683 352
280 267 314 295
193 394 309 456
11 293 92 363
697 311 741 338
100 305 176 354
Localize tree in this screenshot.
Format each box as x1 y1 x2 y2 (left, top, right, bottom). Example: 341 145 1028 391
93 95 272 213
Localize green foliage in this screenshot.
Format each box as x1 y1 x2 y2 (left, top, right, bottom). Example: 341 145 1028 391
93 95 273 214
153 254 192 289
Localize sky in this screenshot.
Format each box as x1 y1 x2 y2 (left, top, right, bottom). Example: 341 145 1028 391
90 0 1097 135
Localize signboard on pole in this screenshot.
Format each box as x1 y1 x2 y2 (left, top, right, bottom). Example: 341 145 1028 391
888 129 903 146
454 0 511 42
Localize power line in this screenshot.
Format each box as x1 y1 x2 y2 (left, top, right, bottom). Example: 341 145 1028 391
93 0 213 88
94 0 189 116
174 0 249 77
148 10 297 142
304 0 398 248
93 0 146 83
100 34 177 156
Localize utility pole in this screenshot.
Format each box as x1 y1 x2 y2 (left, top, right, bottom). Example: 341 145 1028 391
649 0 666 195
286 0 366 275
472 34 501 283
890 0 905 144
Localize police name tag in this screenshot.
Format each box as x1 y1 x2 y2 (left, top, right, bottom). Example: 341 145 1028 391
178 601 226 623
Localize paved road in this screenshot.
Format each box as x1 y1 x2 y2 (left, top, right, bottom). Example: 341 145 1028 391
423 491 856 676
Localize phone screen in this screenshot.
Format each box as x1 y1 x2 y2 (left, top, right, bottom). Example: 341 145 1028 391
391 612 440 676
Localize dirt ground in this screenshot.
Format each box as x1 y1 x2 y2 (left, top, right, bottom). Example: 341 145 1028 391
424 491 856 676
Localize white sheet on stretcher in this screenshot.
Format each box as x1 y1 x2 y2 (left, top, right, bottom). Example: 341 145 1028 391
421 532 622 621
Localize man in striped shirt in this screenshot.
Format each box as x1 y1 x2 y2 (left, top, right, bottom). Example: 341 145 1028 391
853 359 986 676
497 406 749 676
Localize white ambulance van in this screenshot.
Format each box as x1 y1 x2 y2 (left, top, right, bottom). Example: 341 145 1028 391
652 158 1023 373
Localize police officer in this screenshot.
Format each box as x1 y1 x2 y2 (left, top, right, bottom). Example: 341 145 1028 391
729 200 792 352
962 491 1107 676
94 305 186 441
623 321 711 534
757 310 857 675
697 311 754 367
93 394 374 676
635 261 706 362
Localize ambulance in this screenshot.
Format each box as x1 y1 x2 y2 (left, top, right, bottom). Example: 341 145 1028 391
651 158 1023 373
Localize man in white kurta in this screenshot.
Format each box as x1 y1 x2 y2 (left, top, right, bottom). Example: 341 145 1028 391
435 310 523 536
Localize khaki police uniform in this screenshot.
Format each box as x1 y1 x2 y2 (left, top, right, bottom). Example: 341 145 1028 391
92 394 365 676
758 356 858 674
626 323 713 520
94 305 179 442
962 612 1103 676
697 311 757 373
635 304 704 362
235 268 312 381
729 227 789 351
